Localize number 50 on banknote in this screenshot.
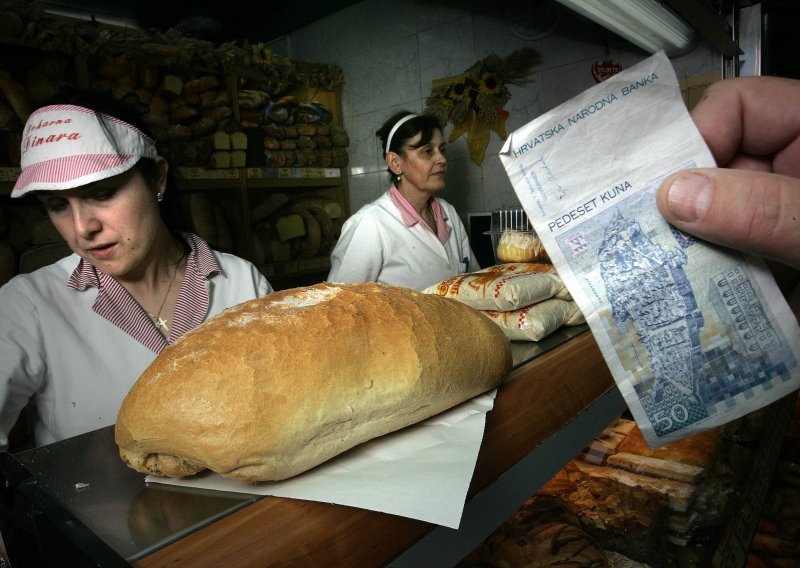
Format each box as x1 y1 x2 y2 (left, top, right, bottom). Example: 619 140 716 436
499 51 800 447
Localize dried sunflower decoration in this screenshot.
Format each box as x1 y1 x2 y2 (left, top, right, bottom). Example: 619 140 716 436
425 48 542 165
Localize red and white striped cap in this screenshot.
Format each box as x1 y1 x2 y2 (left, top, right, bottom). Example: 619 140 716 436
11 104 158 198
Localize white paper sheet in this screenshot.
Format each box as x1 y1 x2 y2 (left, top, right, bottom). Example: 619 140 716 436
146 389 496 529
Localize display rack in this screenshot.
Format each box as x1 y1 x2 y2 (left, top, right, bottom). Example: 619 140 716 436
0 15 351 289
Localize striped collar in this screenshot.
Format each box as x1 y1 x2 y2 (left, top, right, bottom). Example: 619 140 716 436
68 232 220 353
389 185 451 245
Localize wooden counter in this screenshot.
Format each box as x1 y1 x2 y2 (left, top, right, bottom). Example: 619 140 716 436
136 330 624 567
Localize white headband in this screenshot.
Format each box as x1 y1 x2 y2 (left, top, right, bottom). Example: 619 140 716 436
385 113 420 153
12 104 157 198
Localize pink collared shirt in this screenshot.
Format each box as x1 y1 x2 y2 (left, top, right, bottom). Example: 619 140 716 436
390 185 452 245
67 232 218 353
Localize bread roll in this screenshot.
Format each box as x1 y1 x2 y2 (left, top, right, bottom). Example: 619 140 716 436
250 192 289 223
303 205 335 255
496 229 548 263
291 206 321 258
115 283 512 482
183 75 220 95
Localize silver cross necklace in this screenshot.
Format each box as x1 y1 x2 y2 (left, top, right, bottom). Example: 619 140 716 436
148 259 181 334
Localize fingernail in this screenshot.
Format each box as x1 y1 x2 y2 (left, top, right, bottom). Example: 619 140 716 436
666 172 713 222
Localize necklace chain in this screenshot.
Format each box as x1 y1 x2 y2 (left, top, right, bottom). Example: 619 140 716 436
148 251 184 334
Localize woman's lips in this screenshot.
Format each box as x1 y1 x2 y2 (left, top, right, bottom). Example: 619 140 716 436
87 243 115 260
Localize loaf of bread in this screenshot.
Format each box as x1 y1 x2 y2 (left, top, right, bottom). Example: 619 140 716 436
115 282 512 482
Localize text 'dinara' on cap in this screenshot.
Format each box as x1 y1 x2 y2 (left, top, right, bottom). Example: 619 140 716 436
11 104 158 198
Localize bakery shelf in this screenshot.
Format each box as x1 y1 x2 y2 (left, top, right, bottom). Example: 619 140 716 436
0 16 351 284
246 167 342 180
177 168 244 180
177 167 342 182
245 169 345 190
261 255 331 279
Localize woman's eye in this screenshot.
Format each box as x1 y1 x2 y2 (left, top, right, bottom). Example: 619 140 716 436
92 188 117 201
43 200 67 213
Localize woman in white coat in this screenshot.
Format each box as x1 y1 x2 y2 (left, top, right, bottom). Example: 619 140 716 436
328 112 477 291
0 91 271 451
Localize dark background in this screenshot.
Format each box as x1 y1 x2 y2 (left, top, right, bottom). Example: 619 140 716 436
37 0 799 78
39 0 361 42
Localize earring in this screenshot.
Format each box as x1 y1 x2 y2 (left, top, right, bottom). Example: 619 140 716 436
156 192 164 202
397 172 403 178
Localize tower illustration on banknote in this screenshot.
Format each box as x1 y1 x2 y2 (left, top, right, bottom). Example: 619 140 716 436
598 211 702 404
593 207 796 438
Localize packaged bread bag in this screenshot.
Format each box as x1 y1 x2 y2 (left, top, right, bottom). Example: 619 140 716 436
423 263 570 311
425 263 584 341
478 262 559 276
483 298 585 341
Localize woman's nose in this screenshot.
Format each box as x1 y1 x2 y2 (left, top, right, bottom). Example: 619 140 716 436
72 203 101 237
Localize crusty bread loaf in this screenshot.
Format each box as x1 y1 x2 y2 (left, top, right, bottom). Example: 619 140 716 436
115 282 512 482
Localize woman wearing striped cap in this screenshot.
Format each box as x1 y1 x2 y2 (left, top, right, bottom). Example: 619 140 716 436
0 91 272 450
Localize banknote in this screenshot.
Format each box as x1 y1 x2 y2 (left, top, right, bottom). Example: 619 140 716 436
499 51 800 447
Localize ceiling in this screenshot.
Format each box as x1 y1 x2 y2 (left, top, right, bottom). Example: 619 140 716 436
39 0 362 43
36 0 800 79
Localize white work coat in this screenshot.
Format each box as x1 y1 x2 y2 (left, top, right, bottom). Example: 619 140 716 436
0 240 271 450
328 191 477 291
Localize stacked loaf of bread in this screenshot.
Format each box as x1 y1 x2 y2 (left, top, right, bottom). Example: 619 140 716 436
177 189 343 260
424 263 585 341
86 68 348 170
116 282 512 482
0 10 349 173
243 95 349 169
249 192 343 264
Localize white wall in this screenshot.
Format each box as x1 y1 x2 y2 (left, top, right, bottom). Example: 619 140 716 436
284 0 720 223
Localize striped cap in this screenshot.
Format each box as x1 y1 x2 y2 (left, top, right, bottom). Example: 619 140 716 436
11 104 157 198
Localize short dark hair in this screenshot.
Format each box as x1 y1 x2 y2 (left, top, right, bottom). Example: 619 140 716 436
376 111 443 184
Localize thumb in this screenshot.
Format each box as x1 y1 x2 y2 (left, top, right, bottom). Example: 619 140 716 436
656 168 800 269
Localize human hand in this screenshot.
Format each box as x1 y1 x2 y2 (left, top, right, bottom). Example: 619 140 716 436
656 76 800 270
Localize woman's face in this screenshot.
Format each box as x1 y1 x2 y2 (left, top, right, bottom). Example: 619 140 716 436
37 159 168 280
393 129 447 194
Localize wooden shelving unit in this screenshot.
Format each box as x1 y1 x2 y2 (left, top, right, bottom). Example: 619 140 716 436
0 15 350 289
